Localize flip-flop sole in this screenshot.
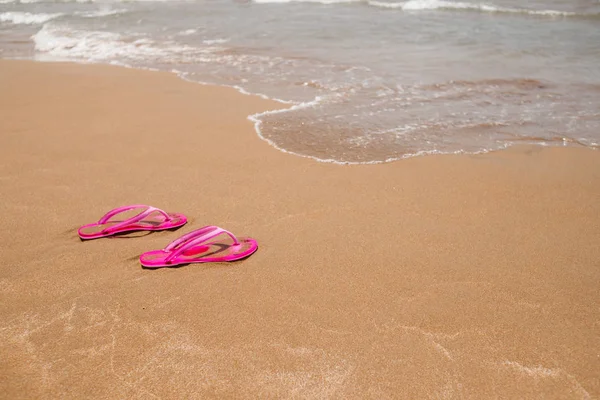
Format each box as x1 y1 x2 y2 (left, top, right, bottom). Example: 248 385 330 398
140 238 258 268
78 212 187 240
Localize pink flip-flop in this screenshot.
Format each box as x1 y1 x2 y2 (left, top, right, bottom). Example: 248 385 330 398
140 225 258 268
78 205 187 240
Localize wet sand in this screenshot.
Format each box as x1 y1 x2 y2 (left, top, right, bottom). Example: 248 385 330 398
0 59 599 399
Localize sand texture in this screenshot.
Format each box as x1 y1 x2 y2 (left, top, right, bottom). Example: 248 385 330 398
1 60 599 399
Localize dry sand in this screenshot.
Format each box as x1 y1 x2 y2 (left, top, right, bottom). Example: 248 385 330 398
0 59 599 399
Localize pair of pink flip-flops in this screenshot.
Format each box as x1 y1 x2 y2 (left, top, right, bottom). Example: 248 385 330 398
78 205 258 268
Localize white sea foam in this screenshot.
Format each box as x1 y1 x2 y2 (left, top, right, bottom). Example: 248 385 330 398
250 0 582 16
245 93 469 165
175 71 337 163
75 9 128 18
13 0 596 165
1 0 181 3
0 12 63 25
247 95 352 164
203 38 230 45
366 1 403 8
253 0 359 4
175 70 294 104
1 0 48 3
32 24 218 63
174 32 230 44
177 29 197 36
250 104 498 164
368 0 577 16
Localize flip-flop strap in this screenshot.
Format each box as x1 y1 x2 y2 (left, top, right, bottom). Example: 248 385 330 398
100 205 171 235
165 226 240 263
164 225 220 252
98 204 158 224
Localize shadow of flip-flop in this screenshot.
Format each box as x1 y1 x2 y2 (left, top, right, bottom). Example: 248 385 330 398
64 227 84 240
110 231 155 239
77 230 152 241
141 243 252 270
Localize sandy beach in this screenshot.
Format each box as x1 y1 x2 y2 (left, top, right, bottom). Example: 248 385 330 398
1 59 599 399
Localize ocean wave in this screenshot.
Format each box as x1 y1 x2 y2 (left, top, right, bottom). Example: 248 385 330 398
249 100 498 164
75 9 128 18
17 4 599 164
32 24 219 63
203 38 230 45
248 0 596 18
176 29 197 36
0 12 63 25
367 0 579 16
253 0 359 4
0 0 176 3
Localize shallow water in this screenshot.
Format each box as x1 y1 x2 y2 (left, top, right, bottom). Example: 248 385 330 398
1 0 599 163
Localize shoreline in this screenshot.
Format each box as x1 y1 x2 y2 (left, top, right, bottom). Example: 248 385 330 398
1 59 599 398
7 55 597 165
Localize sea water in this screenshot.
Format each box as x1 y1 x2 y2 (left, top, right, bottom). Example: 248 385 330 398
1 0 599 163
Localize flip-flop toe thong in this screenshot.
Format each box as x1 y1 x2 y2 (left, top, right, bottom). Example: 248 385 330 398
140 226 258 268
78 205 187 240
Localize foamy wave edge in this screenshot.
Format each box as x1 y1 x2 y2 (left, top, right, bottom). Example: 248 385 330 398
177 79 498 165
0 12 63 25
250 0 588 17
367 0 582 17
21 23 593 165
75 9 128 18
247 108 506 165
0 0 173 3
253 0 360 4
